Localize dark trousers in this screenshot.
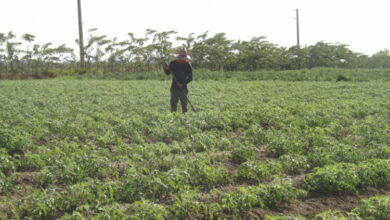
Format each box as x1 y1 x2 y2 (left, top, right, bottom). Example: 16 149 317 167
171 89 188 113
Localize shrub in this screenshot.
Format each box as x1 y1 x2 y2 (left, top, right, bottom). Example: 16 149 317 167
126 200 168 220
352 196 390 220
313 210 356 220
231 146 255 164
0 129 28 155
0 149 15 176
265 214 306 220
168 190 204 219
93 203 127 220
0 172 13 195
267 137 306 157
219 179 306 215
17 191 57 219
356 159 390 186
17 153 45 172
189 162 231 188
237 160 282 181
304 163 360 194
279 154 309 175
304 159 390 194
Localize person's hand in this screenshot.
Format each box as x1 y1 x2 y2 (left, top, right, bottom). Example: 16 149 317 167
177 83 183 88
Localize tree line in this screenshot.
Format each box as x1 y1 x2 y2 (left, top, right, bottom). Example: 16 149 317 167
1 29 390 78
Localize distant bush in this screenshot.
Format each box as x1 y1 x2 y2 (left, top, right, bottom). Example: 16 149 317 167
64 68 390 82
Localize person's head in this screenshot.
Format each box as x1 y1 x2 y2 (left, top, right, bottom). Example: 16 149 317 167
176 48 189 61
178 48 187 57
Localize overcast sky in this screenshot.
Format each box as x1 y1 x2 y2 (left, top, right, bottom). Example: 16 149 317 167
1 0 389 55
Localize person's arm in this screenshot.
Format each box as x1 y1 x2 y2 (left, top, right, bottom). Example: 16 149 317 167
163 62 171 75
186 63 193 84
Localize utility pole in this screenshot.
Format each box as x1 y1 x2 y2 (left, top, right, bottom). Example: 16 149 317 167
296 8 300 48
295 8 301 69
77 0 85 68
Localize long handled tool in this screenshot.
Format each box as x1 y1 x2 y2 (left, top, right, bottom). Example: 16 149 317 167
178 88 197 112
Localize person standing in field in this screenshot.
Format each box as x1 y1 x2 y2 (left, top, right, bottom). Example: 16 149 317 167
163 49 193 113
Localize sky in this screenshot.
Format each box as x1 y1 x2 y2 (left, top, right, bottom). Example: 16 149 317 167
1 0 389 56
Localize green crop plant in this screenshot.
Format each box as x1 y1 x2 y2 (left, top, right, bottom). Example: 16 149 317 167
0 77 388 218
304 163 361 194
241 124 267 145
0 172 13 195
0 149 15 176
126 200 169 220
356 159 390 187
168 190 204 219
279 154 309 175
187 161 232 188
0 128 30 155
237 160 282 181
16 190 58 219
218 179 306 216
230 146 256 164
267 134 307 157
352 195 390 220
312 210 361 220
265 214 306 220
16 152 46 172
93 203 127 219
304 159 390 194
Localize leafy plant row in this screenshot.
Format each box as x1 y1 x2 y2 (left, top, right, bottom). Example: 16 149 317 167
72 68 390 82
304 159 390 194
265 195 390 220
1 179 305 219
0 80 389 218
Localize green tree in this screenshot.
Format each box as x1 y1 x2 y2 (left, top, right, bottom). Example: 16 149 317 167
5 32 22 73
176 32 195 53
20 33 36 72
84 28 111 66
369 49 390 68
307 41 359 68
149 30 177 65
125 32 149 71
192 32 233 71
232 36 282 70
0 33 6 72
286 46 310 69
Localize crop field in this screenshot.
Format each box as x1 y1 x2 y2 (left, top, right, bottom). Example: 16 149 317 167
0 77 389 219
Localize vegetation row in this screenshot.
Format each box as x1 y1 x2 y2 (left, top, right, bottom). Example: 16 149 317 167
2 29 390 78
0 80 389 219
